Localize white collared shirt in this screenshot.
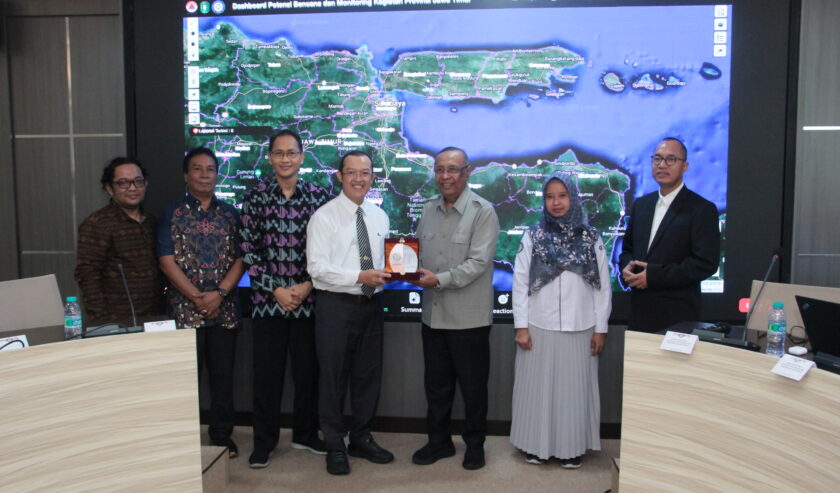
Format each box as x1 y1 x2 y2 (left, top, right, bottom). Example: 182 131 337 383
512 231 611 333
306 191 389 295
648 182 684 251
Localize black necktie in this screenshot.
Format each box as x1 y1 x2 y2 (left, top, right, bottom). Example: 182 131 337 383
356 207 375 298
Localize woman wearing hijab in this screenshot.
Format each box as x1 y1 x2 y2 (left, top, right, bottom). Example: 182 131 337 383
510 173 611 468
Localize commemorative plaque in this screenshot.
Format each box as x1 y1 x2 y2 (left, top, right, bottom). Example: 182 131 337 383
384 238 420 281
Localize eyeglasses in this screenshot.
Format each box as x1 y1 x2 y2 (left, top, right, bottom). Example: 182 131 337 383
269 150 301 159
651 155 686 167
433 166 469 175
341 170 373 179
112 178 147 190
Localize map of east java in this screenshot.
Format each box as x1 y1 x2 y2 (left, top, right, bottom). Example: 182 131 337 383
186 22 632 289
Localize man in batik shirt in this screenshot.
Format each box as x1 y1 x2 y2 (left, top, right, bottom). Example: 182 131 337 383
75 157 164 326
158 147 245 458
240 129 330 468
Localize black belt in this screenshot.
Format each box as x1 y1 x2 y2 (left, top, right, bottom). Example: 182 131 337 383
319 290 379 304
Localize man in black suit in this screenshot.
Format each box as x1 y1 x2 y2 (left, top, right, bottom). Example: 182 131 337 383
619 137 720 332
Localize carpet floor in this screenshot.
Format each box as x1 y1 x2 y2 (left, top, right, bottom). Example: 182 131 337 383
206 426 618 493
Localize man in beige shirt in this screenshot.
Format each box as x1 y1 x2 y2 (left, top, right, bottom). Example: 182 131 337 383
412 147 500 470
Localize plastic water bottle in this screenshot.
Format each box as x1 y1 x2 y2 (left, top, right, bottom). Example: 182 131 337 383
765 301 786 358
64 296 82 339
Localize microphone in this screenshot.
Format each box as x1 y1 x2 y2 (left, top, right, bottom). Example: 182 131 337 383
83 260 143 338
744 248 782 332
116 259 141 332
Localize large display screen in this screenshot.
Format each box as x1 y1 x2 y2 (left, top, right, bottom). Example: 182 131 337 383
180 1 732 318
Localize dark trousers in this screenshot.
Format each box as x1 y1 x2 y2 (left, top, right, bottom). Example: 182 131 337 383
421 324 490 447
196 324 238 443
251 317 320 453
314 291 384 451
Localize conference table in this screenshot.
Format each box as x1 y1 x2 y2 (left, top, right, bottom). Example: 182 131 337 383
0 329 203 492
619 331 840 492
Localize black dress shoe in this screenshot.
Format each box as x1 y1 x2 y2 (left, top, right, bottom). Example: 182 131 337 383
348 437 394 464
412 441 456 465
463 445 485 470
326 450 350 475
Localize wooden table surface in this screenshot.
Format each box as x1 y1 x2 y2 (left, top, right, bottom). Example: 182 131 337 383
620 331 840 493
0 329 202 492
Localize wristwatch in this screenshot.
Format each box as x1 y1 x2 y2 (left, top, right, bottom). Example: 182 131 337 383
218 288 229 298
434 281 442 291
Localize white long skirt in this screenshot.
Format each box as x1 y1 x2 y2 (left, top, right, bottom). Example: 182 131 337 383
510 325 601 460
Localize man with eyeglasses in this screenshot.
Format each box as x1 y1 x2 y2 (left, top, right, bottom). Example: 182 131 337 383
306 150 394 475
619 137 720 332
411 147 500 471
75 157 164 326
239 130 330 468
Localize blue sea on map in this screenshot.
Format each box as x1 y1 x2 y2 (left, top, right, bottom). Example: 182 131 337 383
198 5 731 208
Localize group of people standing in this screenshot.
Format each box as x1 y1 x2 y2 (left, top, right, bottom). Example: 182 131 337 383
73 132 720 475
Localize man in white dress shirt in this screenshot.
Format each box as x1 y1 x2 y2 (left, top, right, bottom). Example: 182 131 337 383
306 150 394 475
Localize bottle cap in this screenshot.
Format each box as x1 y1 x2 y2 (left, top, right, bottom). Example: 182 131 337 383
67 296 78 302
772 301 783 309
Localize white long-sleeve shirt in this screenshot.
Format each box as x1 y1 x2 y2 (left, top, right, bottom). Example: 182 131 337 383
306 191 389 295
648 181 684 251
512 230 611 333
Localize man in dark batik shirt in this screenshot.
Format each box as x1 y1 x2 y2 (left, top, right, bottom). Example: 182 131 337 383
239 129 330 468
75 157 164 326
158 147 245 458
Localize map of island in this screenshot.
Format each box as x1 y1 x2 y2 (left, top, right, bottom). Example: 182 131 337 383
184 3 731 297
186 21 630 288
630 72 686 92
380 47 584 103
600 71 626 93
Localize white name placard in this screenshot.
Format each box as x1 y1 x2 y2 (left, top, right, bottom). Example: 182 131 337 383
660 331 699 354
0 334 29 352
771 354 815 381
144 320 177 333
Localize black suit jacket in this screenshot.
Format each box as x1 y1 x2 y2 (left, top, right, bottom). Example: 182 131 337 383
618 186 720 332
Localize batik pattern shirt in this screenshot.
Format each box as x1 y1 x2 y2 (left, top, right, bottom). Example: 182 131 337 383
74 202 164 326
240 178 330 319
158 194 242 329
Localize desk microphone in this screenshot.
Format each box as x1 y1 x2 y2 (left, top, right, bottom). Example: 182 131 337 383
744 248 782 333
116 259 140 332
82 260 142 338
